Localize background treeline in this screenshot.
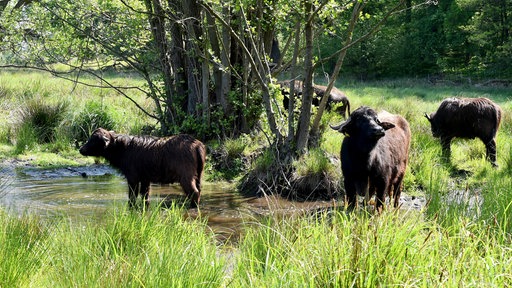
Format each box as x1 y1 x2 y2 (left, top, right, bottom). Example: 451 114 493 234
335 0 512 79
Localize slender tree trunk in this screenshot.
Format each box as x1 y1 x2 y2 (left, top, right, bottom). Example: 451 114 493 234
168 0 187 128
183 0 203 116
309 0 404 147
206 12 222 108
221 5 232 114
295 0 314 152
286 20 302 145
309 0 362 145
145 0 175 133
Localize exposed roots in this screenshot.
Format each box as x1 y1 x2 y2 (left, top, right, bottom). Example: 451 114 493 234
238 149 343 201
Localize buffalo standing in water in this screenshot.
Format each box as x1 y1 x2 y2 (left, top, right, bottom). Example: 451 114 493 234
79 128 206 208
425 97 502 166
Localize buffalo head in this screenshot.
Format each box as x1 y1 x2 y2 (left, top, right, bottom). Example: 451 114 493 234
79 128 114 157
330 106 395 139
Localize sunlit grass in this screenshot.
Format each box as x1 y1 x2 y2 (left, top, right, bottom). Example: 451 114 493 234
0 206 225 287
0 70 153 165
232 210 512 287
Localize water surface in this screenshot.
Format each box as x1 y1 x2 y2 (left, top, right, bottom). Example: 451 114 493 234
0 165 341 242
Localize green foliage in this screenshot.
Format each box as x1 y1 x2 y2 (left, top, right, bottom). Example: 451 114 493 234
327 0 512 79
14 122 39 154
0 206 225 287
207 135 251 181
68 101 117 144
37 206 224 287
13 98 68 154
293 148 334 177
16 98 68 143
252 148 276 173
232 210 512 287
0 211 48 287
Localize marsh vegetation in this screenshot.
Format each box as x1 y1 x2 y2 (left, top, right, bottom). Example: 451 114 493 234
1 71 512 286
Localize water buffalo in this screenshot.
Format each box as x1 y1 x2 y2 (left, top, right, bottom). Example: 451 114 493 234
79 128 206 208
279 80 351 118
331 106 411 211
425 97 502 166
313 84 351 118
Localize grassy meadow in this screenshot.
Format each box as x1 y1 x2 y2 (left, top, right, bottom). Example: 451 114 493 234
1 70 512 286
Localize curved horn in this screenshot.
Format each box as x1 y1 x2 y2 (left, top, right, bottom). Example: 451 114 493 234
424 112 431 121
330 120 349 132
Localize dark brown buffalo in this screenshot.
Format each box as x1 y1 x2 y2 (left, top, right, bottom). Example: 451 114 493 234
279 80 351 118
331 106 411 211
79 128 206 208
313 84 351 118
425 97 502 166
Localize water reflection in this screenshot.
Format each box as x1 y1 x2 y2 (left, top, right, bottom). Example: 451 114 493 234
0 169 342 243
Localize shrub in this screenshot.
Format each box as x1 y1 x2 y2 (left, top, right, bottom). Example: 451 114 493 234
16 98 68 144
13 122 38 154
13 98 67 153
68 101 116 144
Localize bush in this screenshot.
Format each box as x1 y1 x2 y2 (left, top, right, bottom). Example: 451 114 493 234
14 98 68 153
68 101 116 144
14 122 38 154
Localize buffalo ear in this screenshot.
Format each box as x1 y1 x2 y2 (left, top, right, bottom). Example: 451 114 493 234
102 130 115 147
102 135 111 147
379 121 395 131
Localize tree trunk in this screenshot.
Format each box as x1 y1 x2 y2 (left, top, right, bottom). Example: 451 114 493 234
309 0 362 146
168 0 187 131
183 0 203 117
285 20 302 145
295 0 314 153
144 0 175 133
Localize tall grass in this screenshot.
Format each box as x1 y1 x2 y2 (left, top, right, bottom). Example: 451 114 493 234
2 72 512 286
13 98 68 154
0 206 225 287
232 210 512 287
0 70 153 162
0 211 49 287
67 100 117 143
1 206 512 287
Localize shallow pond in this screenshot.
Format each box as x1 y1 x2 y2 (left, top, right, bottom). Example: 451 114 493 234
0 164 343 242
0 164 426 242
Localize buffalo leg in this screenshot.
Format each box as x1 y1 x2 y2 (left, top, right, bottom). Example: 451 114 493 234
373 180 387 213
127 181 140 208
180 179 200 208
440 137 452 161
140 181 151 209
392 177 404 208
484 139 498 167
343 179 357 209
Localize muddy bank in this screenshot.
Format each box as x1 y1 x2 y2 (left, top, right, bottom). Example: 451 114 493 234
1 159 118 179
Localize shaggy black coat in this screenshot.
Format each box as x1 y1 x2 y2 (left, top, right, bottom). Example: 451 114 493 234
331 106 411 211
425 97 502 166
312 84 351 118
279 80 351 118
79 128 206 208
